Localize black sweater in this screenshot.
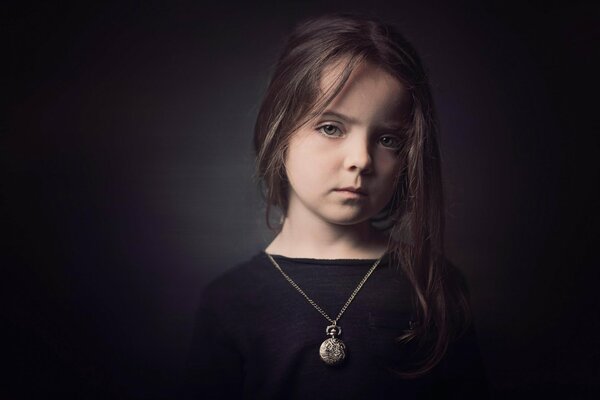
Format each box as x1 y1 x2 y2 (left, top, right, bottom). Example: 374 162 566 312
185 251 488 399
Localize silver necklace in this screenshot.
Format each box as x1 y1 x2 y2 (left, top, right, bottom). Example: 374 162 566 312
265 253 382 366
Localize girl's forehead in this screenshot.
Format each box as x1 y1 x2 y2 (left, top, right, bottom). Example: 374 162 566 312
317 59 408 126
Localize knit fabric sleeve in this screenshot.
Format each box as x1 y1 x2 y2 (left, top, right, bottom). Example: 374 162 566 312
184 287 244 399
436 323 490 398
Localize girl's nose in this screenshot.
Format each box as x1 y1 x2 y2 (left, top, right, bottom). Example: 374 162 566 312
343 134 373 174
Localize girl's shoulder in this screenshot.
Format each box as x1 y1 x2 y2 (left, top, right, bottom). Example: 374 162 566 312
198 251 273 310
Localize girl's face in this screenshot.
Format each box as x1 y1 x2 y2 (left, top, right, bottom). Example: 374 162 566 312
284 60 407 227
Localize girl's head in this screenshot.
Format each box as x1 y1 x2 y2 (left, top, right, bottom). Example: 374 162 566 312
253 12 441 244
254 13 469 377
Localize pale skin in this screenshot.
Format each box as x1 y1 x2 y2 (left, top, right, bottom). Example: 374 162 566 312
265 60 408 259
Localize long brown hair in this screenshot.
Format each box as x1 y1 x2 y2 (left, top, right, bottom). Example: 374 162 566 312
253 12 470 378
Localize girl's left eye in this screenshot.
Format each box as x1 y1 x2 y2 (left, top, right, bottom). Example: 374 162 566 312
316 124 344 137
379 135 403 150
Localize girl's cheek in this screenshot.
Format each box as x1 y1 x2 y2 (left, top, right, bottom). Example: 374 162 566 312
376 152 402 172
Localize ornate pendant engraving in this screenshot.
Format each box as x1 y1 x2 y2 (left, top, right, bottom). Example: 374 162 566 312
319 324 346 366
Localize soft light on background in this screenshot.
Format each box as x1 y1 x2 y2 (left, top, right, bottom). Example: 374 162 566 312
4 1 598 398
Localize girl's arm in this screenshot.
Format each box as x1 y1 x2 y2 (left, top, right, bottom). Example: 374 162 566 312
184 294 244 399
435 261 490 398
438 322 490 398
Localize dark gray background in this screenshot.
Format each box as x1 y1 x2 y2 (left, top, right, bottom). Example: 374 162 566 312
4 0 598 398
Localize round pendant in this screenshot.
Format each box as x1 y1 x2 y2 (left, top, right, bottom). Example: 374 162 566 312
319 337 346 366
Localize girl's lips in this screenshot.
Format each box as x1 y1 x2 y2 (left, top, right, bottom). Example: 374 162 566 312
335 188 368 197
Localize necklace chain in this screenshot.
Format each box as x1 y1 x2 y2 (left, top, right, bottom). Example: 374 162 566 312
266 253 382 324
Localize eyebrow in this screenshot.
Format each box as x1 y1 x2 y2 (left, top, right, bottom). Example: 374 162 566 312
320 111 359 125
319 110 404 130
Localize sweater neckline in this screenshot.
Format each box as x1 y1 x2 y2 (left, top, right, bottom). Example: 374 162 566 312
260 250 387 266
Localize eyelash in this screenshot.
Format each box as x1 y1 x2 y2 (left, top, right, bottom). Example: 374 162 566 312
379 136 403 150
316 124 344 138
315 123 403 150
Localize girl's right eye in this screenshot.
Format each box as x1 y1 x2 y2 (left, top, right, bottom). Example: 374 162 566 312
316 124 344 138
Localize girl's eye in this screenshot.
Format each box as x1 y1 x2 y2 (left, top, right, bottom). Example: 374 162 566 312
379 135 403 150
317 124 344 138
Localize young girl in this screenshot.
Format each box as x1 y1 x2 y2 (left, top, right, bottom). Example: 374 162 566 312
186 13 488 399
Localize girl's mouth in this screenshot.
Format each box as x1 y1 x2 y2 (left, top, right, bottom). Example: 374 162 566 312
335 187 368 197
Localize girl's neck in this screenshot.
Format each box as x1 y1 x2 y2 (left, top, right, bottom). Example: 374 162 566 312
264 217 390 260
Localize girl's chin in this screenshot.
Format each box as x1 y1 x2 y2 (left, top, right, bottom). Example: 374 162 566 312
322 214 376 227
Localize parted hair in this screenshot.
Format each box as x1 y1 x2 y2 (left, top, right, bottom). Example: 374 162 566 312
253 12 470 377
